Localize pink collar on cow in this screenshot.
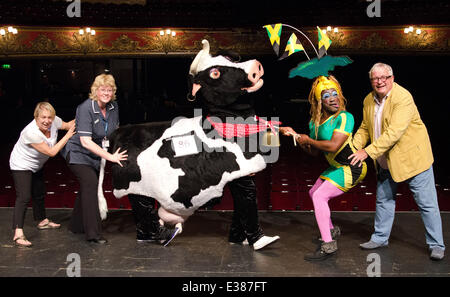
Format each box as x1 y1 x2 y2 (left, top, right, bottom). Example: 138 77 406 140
207 116 281 139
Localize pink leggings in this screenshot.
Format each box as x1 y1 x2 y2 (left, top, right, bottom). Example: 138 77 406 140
309 178 344 242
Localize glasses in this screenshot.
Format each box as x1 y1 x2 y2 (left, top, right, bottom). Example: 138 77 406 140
370 75 392 82
98 87 113 93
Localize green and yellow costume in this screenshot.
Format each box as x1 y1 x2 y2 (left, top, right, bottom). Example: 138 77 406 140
309 111 367 192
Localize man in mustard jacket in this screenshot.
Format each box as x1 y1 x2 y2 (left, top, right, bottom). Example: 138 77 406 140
349 63 445 260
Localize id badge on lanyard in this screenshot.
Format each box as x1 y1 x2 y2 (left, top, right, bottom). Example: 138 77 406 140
102 137 109 149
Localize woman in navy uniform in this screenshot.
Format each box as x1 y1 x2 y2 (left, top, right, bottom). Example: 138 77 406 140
63 74 127 244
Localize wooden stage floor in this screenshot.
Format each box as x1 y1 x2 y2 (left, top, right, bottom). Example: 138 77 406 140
1 208 449 279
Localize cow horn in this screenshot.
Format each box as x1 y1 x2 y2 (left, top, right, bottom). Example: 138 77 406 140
189 39 210 76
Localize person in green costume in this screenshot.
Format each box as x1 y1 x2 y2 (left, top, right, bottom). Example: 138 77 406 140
280 75 367 261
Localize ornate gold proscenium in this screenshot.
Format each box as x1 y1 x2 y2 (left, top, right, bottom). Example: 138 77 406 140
156 29 178 54
1 25 449 58
324 26 345 44
401 26 433 49
0 26 19 56
73 27 98 54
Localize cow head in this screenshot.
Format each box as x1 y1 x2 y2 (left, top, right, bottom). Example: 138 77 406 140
188 40 264 107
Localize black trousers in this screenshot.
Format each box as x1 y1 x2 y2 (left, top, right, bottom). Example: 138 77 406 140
128 177 264 244
128 194 162 240
67 163 102 240
228 175 264 245
11 169 47 229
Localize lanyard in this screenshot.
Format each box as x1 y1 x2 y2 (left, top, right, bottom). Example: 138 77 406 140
101 117 108 137
101 117 109 148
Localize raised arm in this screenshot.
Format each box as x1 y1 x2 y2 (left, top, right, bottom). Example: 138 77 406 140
60 119 75 131
279 126 320 156
31 123 76 157
296 131 349 153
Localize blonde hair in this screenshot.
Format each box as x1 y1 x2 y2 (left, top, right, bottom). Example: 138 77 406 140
308 75 347 139
34 102 56 119
89 74 117 101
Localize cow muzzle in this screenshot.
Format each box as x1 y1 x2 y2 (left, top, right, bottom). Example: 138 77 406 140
242 60 264 93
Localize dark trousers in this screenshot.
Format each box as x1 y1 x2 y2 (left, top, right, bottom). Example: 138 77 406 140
11 169 47 229
128 194 162 240
67 163 102 240
228 175 264 245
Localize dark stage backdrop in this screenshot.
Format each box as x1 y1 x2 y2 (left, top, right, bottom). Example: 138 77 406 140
1 54 448 171
0 54 449 211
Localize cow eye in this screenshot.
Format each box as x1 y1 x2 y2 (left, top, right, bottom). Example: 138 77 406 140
209 68 220 79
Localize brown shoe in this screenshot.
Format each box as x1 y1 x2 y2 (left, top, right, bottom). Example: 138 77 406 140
304 240 337 261
317 226 341 242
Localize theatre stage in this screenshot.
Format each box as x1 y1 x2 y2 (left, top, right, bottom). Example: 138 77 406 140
0 208 449 278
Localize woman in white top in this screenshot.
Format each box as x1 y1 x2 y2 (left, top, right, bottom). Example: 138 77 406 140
9 102 76 247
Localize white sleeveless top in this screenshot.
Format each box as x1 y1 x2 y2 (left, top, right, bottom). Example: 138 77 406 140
10 116 62 172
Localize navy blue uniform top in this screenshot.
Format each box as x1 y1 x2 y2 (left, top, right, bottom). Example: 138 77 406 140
62 98 119 171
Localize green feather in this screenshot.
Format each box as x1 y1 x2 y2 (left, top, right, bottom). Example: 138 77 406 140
289 56 353 79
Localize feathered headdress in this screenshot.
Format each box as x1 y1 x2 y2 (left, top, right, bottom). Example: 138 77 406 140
263 24 352 79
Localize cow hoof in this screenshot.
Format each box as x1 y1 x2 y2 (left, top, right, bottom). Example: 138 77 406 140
162 227 181 247
253 236 280 251
175 223 183 234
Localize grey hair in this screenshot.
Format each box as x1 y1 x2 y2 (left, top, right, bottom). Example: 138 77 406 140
369 63 394 78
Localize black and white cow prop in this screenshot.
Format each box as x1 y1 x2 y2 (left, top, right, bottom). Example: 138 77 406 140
98 39 278 232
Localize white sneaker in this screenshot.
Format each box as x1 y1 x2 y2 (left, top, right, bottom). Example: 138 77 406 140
253 235 280 251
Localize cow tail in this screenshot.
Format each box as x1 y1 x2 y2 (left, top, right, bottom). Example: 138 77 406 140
98 157 108 220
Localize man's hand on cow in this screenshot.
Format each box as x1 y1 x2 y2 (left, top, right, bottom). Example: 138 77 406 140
348 149 368 167
111 147 128 167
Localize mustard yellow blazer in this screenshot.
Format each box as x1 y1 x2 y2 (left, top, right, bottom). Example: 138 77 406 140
353 82 433 182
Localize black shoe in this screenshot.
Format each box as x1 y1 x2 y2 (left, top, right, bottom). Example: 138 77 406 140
87 237 108 245
160 226 180 246
229 236 247 244
304 240 337 262
136 237 153 243
136 232 157 242
136 226 179 246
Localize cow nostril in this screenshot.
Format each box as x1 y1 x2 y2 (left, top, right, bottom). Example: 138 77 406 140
253 73 257 79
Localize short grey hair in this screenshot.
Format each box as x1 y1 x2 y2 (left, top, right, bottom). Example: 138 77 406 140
369 63 394 78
